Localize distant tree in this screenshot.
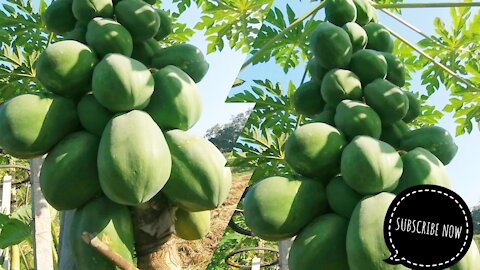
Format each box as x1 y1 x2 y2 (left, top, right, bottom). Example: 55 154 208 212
472 204 480 234
205 109 252 153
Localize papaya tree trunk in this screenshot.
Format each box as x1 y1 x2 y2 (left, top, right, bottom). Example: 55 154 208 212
132 194 181 270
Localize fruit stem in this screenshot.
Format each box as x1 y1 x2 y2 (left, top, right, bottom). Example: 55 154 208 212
240 1 326 71
385 26 480 92
380 8 472 54
373 2 480 8
81 232 139 270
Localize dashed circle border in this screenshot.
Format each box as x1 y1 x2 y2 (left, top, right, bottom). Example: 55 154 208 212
386 188 470 268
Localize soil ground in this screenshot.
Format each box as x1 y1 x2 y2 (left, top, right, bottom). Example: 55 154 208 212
174 171 251 269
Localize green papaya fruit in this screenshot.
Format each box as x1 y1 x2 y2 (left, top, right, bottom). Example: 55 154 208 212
72 0 113 22
131 38 161 67
403 91 421 122
40 131 101 210
92 54 154 112
284 123 347 182
289 213 349 270
154 10 173 40
321 68 362 105
98 110 172 205
70 196 135 270
325 0 357 26
334 100 382 140
346 192 408 270
342 22 368 52
145 65 202 131
151 43 209 83
312 103 336 126
352 0 377 26
44 0 76 34
382 52 406 87
364 79 409 124
307 57 328 84
0 93 79 158
115 0 160 42
364 22 394 53
326 176 363 218
161 130 231 212
349 49 387 85
77 93 114 137
310 22 353 69
447 241 480 270
400 125 458 165
341 136 403 194
86 18 133 58
174 208 210 240
394 147 451 194
292 81 325 116
243 176 329 241
36 40 98 98
380 120 409 149
64 21 88 44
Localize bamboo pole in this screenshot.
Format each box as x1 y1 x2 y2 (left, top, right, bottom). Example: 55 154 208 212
373 2 480 9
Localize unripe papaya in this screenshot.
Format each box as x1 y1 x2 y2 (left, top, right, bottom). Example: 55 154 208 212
382 52 406 87
292 81 325 116
364 22 394 53
321 69 362 105
364 79 409 124
115 0 160 42
400 125 458 165
0 93 79 158
403 91 421 122
161 130 231 212
40 131 101 210
72 0 113 22
175 208 210 240
289 213 349 270
44 0 76 34
380 120 409 149
145 66 202 131
154 10 173 40
349 49 387 85
243 176 329 241
92 54 154 112
36 40 98 98
326 176 363 218
98 110 172 205
77 93 114 137
152 43 209 83
393 147 451 194
342 22 368 52
307 57 328 84
310 22 353 69
70 196 135 270
86 18 133 58
312 103 336 126
346 192 408 270
352 0 377 25
284 123 346 182
341 136 403 194
131 38 161 67
64 21 88 44
325 0 357 26
334 100 382 140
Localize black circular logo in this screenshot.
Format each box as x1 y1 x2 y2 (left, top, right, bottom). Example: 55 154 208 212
383 185 473 269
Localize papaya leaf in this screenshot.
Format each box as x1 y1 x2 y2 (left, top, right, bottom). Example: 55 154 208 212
0 204 32 249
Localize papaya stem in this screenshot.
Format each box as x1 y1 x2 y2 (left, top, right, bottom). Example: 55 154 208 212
81 232 139 270
385 26 480 92
240 1 326 71
373 2 480 9
380 8 472 54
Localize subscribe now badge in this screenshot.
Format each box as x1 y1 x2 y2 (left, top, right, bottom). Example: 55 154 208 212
383 185 473 269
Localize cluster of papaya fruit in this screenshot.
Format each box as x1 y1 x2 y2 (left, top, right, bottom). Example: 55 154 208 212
0 0 232 268
242 0 479 269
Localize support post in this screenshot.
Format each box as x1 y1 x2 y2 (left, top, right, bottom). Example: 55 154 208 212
30 157 53 270
278 238 293 270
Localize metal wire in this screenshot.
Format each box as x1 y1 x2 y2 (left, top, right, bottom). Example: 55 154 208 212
225 247 279 268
